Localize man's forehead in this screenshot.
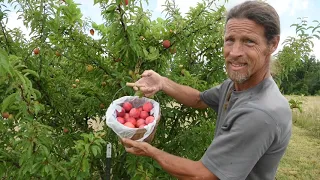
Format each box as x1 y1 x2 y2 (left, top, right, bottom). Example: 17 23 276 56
226 18 261 28
225 19 265 35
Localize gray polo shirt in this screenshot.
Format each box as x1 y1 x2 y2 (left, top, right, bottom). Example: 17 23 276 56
200 77 292 180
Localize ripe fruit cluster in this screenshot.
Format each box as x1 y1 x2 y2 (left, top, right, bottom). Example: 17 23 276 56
116 101 155 128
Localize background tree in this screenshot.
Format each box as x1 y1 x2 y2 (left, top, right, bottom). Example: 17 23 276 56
277 55 320 95
273 18 320 95
0 0 226 179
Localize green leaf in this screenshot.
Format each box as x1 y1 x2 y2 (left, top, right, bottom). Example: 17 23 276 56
147 47 160 61
134 90 144 98
81 158 89 172
32 89 42 99
90 145 100 157
16 72 28 90
22 69 40 79
312 25 320 33
93 0 100 5
54 163 70 179
13 64 27 70
44 165 50 174
142 47 149 57
0 48 13 76
313 34 320 40
31 162 42 174
85 144 90 153
1 92 18 112
49 164 56 179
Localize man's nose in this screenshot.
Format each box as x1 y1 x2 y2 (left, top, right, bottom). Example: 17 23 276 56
229 42 244 58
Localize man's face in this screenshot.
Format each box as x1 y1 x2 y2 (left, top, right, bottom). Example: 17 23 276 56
223 18 272 84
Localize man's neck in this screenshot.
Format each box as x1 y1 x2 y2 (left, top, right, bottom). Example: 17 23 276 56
234 70 271 91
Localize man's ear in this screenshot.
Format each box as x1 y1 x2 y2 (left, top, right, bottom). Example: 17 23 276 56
269 35 280 54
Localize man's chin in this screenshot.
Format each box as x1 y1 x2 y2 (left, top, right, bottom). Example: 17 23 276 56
228 74 249 84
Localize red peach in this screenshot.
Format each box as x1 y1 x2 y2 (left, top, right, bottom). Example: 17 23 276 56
33 48 40 55
124 122 135 128
136 119 145 127
117 117 125 124
116 107 126 117
63 128 69 133
123 102 133 112
145 116 155 125
129 108 140 118
138 124 146 128
124 113 130 121
162 40 170 49
2 112 9 119
127 117 137 126
90 29 94 36
143 102 153 112
140 111 149 119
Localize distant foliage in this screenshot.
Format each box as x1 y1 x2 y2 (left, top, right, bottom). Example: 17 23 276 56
274 18 320 95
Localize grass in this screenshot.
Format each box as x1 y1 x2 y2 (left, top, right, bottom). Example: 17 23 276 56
276 125 320 180
287 95 320 138
276 96 320 180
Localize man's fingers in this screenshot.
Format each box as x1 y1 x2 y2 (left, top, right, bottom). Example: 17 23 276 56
122 138 137 148
126 82 135 87
126 82 145 88
141 70 153 77
126 84 156 93
125 147 145 156
139 86 155 93
125 146 134 153
119 138 130 148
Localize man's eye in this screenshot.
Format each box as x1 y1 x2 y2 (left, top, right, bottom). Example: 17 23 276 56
225 38 234 42
225 38 234 45
245 39 255 44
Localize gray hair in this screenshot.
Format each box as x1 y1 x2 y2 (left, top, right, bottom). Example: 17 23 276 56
226 1 280 44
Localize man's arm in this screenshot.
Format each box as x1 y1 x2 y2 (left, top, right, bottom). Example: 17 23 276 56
161 77 208 109
122 138 218 180
129 70 208 109
152 148 218 180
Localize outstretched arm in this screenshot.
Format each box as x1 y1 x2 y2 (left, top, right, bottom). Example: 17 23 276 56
161 76 208 109
122 138 218 180
127 70 208 109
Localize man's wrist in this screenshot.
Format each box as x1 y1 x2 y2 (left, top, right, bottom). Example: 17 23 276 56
160 76 168 92
148 145 161 160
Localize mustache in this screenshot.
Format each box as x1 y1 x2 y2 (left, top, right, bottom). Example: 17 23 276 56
226 59 248 64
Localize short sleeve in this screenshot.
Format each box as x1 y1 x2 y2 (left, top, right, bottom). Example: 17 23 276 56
201 108 277 180
200 85 221 112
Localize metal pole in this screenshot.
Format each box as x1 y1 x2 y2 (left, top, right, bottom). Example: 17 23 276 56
106 143 112 180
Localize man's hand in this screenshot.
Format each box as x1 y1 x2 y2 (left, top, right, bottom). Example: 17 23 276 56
121 138 218 180
121 138 155 157
126 70 164 97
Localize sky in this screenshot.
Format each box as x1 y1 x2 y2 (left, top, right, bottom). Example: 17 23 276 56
3 0 320 59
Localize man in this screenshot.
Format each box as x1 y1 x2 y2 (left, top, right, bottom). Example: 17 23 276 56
123 1 292 180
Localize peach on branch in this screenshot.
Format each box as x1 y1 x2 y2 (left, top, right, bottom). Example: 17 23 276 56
162 40 171 49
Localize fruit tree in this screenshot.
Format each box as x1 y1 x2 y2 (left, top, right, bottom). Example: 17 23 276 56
0 0 227 179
